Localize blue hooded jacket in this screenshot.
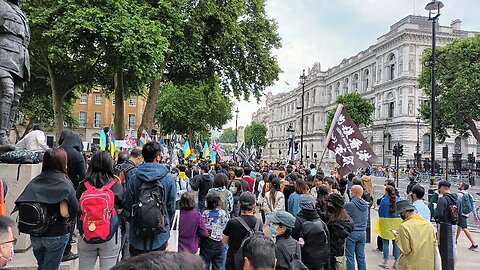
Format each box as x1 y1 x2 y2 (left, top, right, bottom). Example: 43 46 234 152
345 198 369 231
124 162 176 250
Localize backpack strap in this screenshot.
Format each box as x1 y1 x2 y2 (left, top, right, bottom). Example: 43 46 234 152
254 218 262 231
84 181 94 191
235 217 255 234
277 242 293 263
103 180 117 191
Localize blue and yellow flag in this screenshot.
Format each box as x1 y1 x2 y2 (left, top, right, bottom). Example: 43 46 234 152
210 149 216 164
109 120 116 158
100 129 107 151
183 140 191 158
202 141 210 158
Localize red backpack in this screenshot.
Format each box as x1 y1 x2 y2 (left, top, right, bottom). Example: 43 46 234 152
79 180 119 243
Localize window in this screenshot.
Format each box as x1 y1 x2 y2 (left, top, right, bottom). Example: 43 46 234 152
385 133 392 150
92 133 100 145
423 134 431 152
389 102 395 118
363 69 369 90
79 111 86 127
388 53 396 80
94 112 101 128
390 64 396 80
95 95 102 105
80 94 88 104
112 98 115 105
129 98 137 107
353 74 359 92
128 114 136 130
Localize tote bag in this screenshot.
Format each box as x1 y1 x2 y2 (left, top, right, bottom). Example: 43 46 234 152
167 210 180 252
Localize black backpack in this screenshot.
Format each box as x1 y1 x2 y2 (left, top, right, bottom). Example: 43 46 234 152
298 217 330 268
444 193 458 224
132 179 167 249
277 242 308 270
234 217 263 270
17 202 51 236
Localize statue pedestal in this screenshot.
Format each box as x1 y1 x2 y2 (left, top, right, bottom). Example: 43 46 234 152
0 163 42 252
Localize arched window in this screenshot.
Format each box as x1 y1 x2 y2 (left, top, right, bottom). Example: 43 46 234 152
388 53 396 80
385 133 392 150
353 73 359 92
328 85 333 103
423 134 431 151
363 69 369 90
343 78 349 93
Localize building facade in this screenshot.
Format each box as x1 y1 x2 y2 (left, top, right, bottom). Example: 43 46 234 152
256 16 478 170
72 90 146 144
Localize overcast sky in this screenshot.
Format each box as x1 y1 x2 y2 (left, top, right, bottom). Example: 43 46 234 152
223 0 480 129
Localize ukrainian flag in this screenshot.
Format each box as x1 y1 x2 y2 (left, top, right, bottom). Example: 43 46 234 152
202 141 210 158
183 140 191 158
374 196 403 240
100 129 107 151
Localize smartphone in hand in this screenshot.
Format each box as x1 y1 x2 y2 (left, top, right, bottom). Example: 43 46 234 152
389 229 398 236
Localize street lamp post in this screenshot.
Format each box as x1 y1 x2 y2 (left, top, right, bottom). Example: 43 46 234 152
425 0 443 190
416 116 421 169
286 124 295 161
235 107 239 144
299 70 306 165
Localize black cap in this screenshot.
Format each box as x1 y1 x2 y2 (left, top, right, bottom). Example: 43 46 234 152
240 192 256 206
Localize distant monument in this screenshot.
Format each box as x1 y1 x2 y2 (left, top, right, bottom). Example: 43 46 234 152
0 0 30 147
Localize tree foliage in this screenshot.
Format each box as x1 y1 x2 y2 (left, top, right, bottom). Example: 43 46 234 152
418 35 480 143
324 93 375 133
139 0 282 134
155 81 233 137
219 127 236 144
244 122 267 149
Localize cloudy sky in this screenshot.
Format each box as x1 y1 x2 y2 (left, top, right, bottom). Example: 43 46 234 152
224 0 480 129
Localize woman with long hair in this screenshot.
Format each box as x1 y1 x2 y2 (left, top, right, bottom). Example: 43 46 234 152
287 179 309 216
326 193 354 270
262 179 285 215
15 148 79 270
76 151 124 270
377 185 402 269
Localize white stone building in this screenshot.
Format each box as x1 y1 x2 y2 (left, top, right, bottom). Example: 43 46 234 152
255 15 478 170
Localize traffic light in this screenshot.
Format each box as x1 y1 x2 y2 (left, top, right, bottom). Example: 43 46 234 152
398 144 404 156
294 141 299 154
393 143 404 157
468 153 475 163
393 144 398 156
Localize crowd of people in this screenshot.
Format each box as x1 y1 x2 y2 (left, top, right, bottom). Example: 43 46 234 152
0 130 478 270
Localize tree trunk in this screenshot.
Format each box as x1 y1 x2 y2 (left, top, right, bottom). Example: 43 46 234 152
137 59 167 139
114 68 125 139
466 118 480 143
52 83 64 144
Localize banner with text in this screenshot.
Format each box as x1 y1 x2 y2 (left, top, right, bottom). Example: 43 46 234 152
324 104 378 177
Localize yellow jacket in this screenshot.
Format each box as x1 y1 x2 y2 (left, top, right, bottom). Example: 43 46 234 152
396 213 436 270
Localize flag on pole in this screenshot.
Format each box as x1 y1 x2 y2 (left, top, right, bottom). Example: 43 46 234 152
109 120 116 158
202 141 210 158
100 129 107 151
210 148 216 164
211 139 225 158
140 129 151 147
125 129 137 149
183 140 191 158
236 142 248 164
324 104 378 177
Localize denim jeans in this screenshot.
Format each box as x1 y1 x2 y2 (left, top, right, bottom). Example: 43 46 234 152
31 234 69 270
345 231 366 270
382 239 400 261
199 237 224 270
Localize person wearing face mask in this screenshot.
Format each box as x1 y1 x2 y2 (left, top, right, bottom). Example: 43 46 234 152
394 200 435 270
229 180 243 218
0 216 15 267
266 211 302 270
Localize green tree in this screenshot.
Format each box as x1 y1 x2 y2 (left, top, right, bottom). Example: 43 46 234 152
155 81 233 141
418 35 480 143
139 0 282 135
324 93 375 133
24 0 167 139
244 122 267 149
219 127 236 144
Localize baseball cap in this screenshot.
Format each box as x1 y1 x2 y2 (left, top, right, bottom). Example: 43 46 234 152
395 200 416 215
266 211 296 228
240 192 256 206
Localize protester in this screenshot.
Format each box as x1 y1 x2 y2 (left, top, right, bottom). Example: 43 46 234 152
15 123 49 153
223 193 262 270
191 163 214 212
208 173 234 217
316 186 330 222
410 185 431 221
345 185 369 270
394 200 435 270
288 179 309 217
263 178 285 215
434 181 459 269
325 177 339 194
178 192 208 254
346 173 355 201
292 194 330 270
325 193 354 270
200 193 229 270
234 167 250 192
15 148 79 269
124 142 176 256
0 216 16 268
456 182 478 250
242 235 276 270
360 169 372 197
377 185 401 269
76 151 124 270
311 172 324 198
230 180 243 218
266 211 301 270
59 130 86 190
283 174 296 212
110 250 205 270
242 167 255 192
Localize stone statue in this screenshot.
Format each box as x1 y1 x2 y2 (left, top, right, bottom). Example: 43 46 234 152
0 0 30 146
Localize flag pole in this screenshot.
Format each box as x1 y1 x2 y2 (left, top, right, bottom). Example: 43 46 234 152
317 148 328 168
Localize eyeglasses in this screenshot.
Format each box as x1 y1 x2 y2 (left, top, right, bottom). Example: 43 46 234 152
0 238 17 246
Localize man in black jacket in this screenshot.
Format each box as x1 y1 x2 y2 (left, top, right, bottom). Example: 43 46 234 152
190 162 213 212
